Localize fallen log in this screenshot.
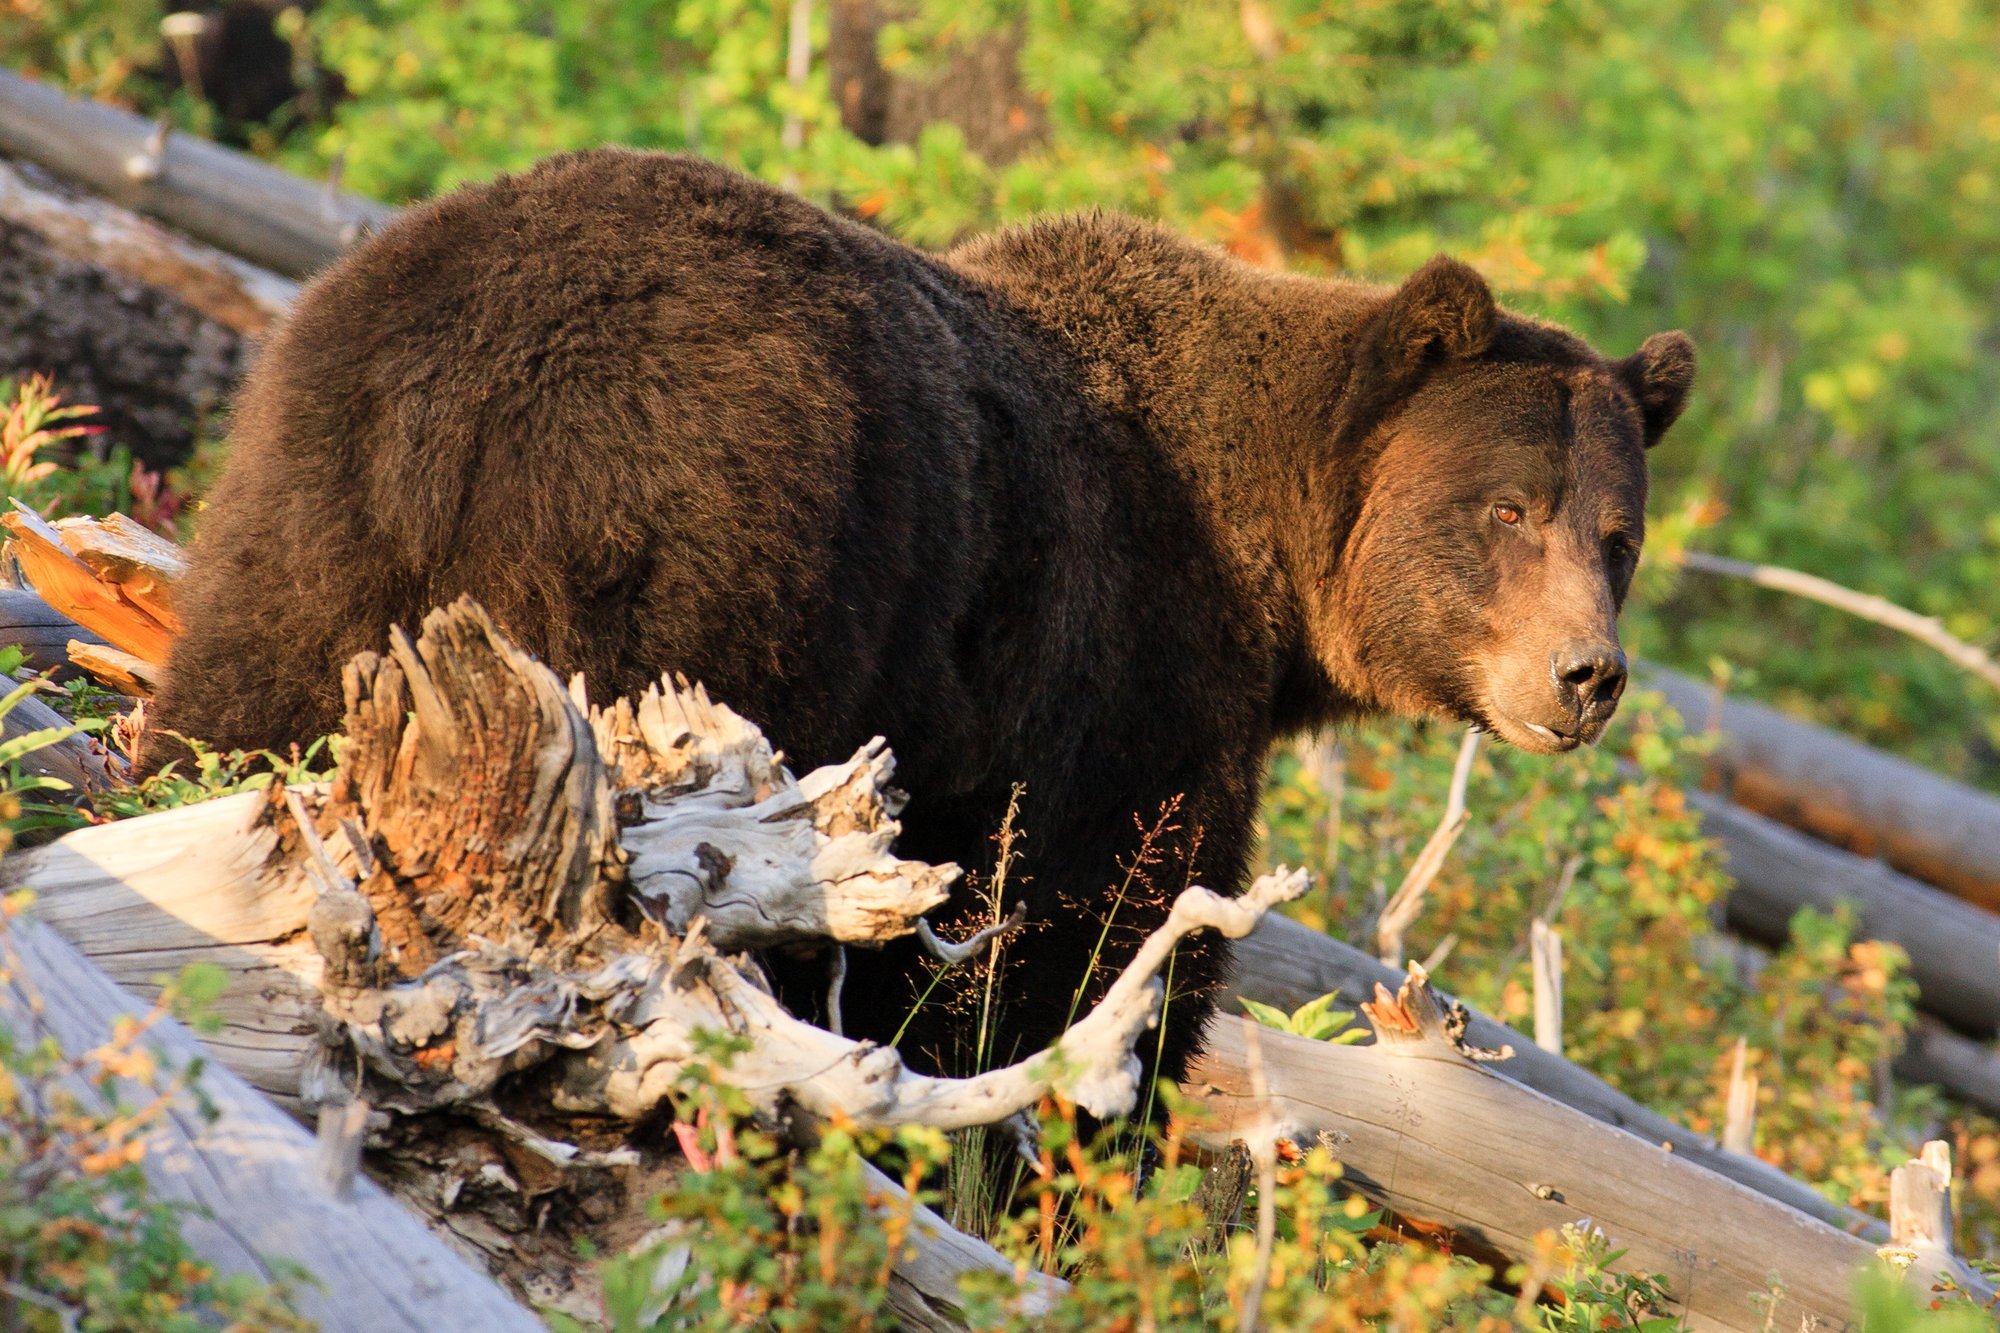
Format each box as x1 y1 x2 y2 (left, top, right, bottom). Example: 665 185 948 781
1228 912 1882 1238
1694 791 2000 1037
0 586 108 678
0 155 295 336
0 151 266 468
1896 1018 2000 1121
0 907 546 1332
3 860 1057 1331
1648 666 2000 913
0 69 393 280
1188 971 1994 1332
0 597 1283 1321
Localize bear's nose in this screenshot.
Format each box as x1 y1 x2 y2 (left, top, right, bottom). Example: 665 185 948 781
1553 641 1628 713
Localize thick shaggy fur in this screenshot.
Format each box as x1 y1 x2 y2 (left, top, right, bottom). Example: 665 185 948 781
155 150 1693 1082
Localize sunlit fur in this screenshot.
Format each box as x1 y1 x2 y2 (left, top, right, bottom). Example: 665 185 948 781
153 150 1693 1082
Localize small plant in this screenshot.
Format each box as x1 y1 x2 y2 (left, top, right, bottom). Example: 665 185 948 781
550 1046 948 1333
0 375 189 535
1853 1266 1997 1332
0 646 107 836
0 372 100 498
1239 990 1370 1044
0 912 310 1332
1521 1222 1680 1332
89 734 337 822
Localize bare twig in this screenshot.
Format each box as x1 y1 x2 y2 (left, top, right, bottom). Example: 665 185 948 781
1680 551 2000 693
314 1096 370 1197
916 901 1027 967
1375 728 1481 966
1722 1037 1757 1157
1529 919 1562 1056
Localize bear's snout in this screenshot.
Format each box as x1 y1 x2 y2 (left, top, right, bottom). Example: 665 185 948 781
1476 635 1630 753
1552 639 1628 738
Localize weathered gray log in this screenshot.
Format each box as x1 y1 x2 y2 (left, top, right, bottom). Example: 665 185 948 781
0 909 545 1332
1694 791 2000 1037
863 1161 1062 1330
1228 912 1883 1238
1647 665 2000 912
1896 1019 2000 1118
1189 978 1992 1333
0 156 295 334
0 69 393 279
0 586 108 678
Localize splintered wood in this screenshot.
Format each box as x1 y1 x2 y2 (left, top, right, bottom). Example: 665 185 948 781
1 501 183 684
1 596 1300 1327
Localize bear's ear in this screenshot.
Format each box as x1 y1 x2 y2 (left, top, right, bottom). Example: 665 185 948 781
1374 255 1499 366
1615 331 1696 447
1332 256 1497 443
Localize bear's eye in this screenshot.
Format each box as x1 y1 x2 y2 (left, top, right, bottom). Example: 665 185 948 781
1492 503 1524 527
1603 533 1634 564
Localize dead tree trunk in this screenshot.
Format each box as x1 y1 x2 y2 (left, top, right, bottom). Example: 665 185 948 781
0 69 391 280
0 909 546 1332
1695 790 2000 1036
1228 912 1883 1237
1648 665 2000 912
0 154 283 468
1189 971 1993 1333
2 597 1286 1324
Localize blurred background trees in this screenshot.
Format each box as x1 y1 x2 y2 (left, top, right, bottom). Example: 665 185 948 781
4 0 1996 787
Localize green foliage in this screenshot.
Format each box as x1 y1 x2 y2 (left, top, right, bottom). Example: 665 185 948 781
0 646 108 837
1384 1 2000 780
0 374 185 535
1238 990 1367 1044
1262 701 2000 1246
88 733 337 821
1524 1223 1678 1332
1854 1267 1998 1333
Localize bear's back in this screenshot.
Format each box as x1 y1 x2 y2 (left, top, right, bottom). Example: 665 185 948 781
159 151 1025 769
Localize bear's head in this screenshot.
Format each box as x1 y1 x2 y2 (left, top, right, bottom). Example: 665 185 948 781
1320 256 1696 753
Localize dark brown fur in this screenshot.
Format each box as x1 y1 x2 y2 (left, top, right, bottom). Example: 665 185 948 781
154 150 1693 1082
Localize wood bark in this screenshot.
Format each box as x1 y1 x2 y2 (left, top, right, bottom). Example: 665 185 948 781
0 908 546 1332
0 155 295 335
1897 1018 2000 1119
1694 790 2000 1037
1648 665 2000 912
0 586 108 679
826 0 1048 165
1188 972 1994 1333
3 503 181 669
1228 912 1884 1238
0 69 393 280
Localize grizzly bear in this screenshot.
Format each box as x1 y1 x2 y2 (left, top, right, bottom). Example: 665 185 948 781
153 149 1694 1087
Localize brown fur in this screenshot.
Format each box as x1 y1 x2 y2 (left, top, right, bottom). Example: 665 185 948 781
153 150 1693 1081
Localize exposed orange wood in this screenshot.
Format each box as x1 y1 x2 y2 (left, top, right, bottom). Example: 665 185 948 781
2 503 176 664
